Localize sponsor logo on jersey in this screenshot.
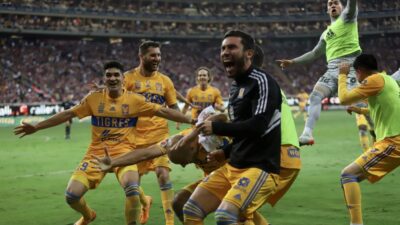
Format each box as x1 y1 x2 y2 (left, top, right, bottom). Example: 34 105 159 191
238 88 245 98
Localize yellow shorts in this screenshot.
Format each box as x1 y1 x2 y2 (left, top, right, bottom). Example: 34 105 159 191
280 145 301 169
355 136 400 183
198 163 278 218
266 168 300 206
70 157 138 189
355 114 369 129
182 179 203 193
136 136 171 175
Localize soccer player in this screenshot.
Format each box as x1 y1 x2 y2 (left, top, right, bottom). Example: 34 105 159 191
277 0 361 145
183 30 282 225
61 94 75 139
124 41 179 225
14 61 193 225
338 54 400 225
91 110 229 223
181 67 224 120
294 89 309 121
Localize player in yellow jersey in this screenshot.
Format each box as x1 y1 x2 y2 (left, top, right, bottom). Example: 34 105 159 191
14 61 193 225
124 41 179 225
293 89 309 121
181 67 225 121
338 54 400 225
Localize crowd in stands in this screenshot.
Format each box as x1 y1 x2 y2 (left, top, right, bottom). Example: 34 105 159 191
1 35 399 104
2 0 399 17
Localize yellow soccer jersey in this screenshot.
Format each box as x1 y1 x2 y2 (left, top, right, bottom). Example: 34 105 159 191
124 68 177 145
186 85 223 119
71 89 161 157
297 92 309 103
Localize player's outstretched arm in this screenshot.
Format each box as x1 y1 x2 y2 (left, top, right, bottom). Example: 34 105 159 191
91 145 167 171
155 107 193 124
14 110 76 138
342 0 358 22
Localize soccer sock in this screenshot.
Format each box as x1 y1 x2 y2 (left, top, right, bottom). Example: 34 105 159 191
65 192 93 220
183 199 205 225
358 132 370 152
341 174 363 225
304 91 324 133
66 125 70 137
215 209 238 225
160 182 174 225
252 211 269 225
138 186 148 207
124 183 141 225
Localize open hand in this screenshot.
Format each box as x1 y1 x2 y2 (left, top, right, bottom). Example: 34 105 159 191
207 150 226 163
14 122 37 138
339 63 351 75
196 121 213 135
90 147 113 172
276 59 294 69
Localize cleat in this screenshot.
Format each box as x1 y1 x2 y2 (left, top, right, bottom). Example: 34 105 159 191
299 133 315 146
140 196 153 224
74 210 96 225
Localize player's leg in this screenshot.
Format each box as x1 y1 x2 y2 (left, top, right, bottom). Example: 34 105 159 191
65 119 71 139
251 211 269 225
340 163 365 225
184 166 230 224
138 186 152 224
155 165 174 225
215 166 277 225
67 160 100 225
117 165 142 225
173 180 201 222
300 81 332 145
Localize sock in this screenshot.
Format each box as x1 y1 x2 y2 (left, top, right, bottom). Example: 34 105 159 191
359 133 370 152
183 199 205 225
215 209 238 225
304 91 324 132
341 175 363 225
252 211 269 225
138 186 148 207
125 183 141 225
160 183 174 225
66 192 93 220
66 126 71 137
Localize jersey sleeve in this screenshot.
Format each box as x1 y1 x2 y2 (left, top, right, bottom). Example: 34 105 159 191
214 88 224 106
163 76 178 106
132 93 162 117
353 74 385 97
123 72 134 91
71 94 92 119
186 88 193 103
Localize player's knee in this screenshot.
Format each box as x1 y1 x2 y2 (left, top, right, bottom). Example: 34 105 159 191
173 192 189 221
65 191 81 205
183 199 206 220
340 169 359 184
156 168 170 185
124 183 140 197
309 91 324 105
215 208 238 225
159 182 173 192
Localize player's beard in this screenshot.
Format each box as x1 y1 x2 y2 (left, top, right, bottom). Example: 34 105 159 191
143 59 159 73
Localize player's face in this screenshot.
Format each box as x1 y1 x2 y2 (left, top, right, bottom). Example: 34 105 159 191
220 37 247 78
327 0 343 18
197 69 210 85
141 47 161 73
104 68 123 91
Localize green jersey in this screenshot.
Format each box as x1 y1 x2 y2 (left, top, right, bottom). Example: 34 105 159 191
323 17 361 62
281 91 299 148
368 74 400 141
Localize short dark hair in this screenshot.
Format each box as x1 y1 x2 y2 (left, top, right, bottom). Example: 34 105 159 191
196 66 212 83
253 45 264 68
139 40 161 55
223 30 255 51
104 61 124 72
353 54 378 71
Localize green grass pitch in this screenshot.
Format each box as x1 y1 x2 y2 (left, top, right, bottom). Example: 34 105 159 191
0 111 399 225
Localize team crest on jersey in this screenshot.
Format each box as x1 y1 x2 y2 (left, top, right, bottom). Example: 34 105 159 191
135 81 141 90
121 104 129 115
155 82 163 92
145 80 151 89
98 102 105 113
201 94 205 100
238 88 245 98
208 94 212 101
